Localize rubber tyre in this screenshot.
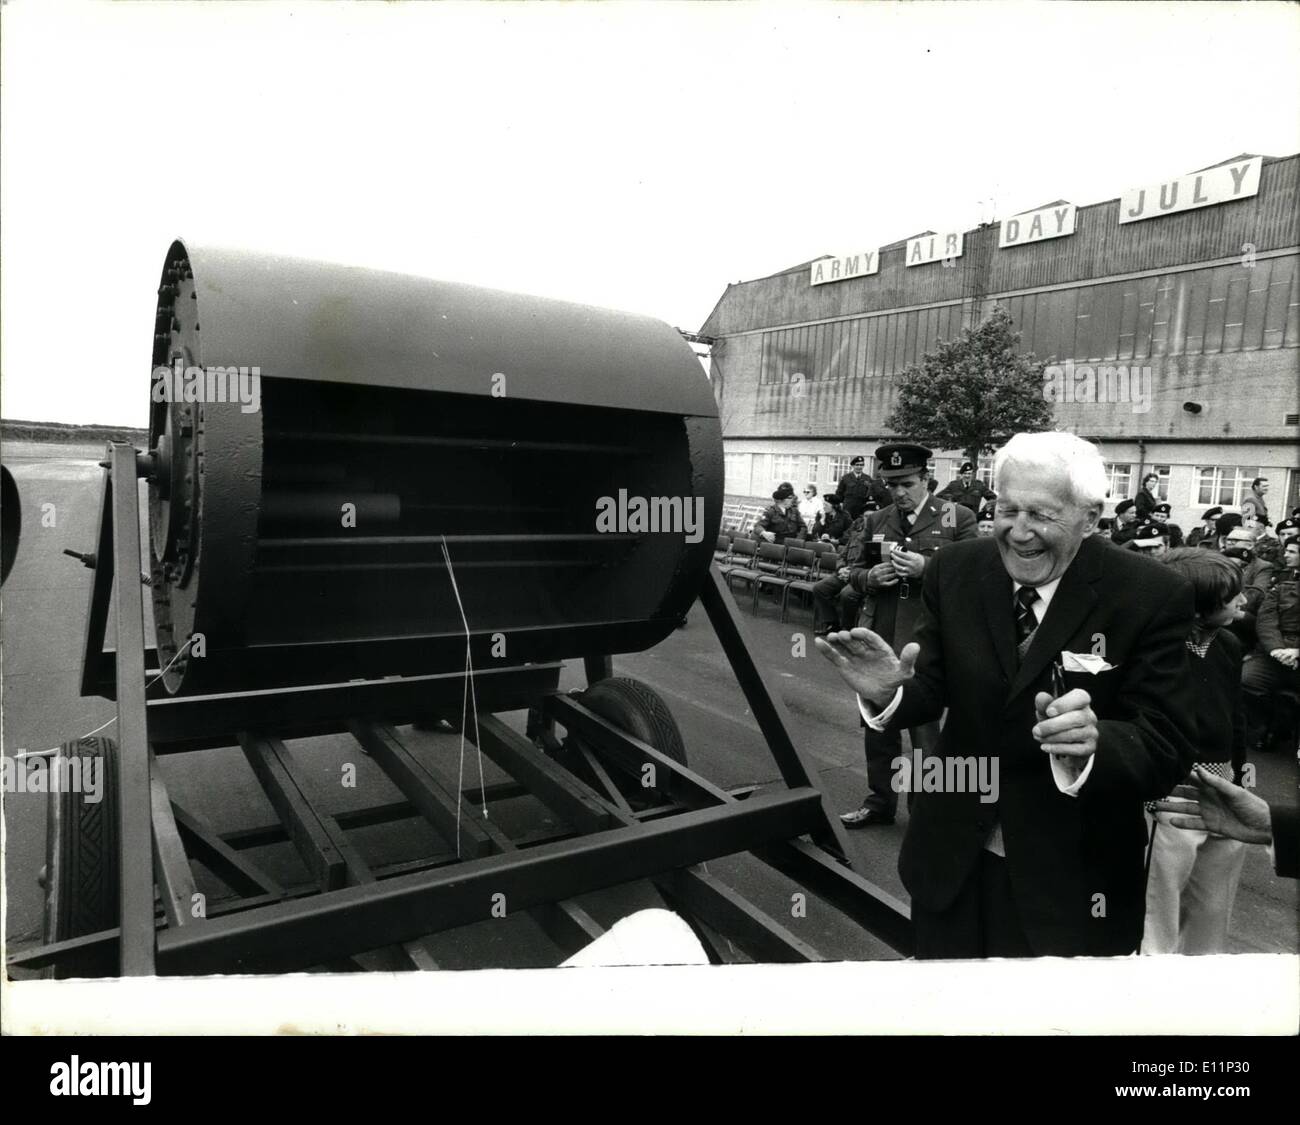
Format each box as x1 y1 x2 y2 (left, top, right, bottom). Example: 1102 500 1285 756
42 736 120 978
564 677 688 809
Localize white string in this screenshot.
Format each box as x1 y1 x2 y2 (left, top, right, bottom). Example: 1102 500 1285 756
11 635 196 760
439 536 488 861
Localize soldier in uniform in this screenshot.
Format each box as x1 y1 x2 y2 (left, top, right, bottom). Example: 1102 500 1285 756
833 456 871 519
1187 506 1223 548
1127 520 1169 559
834 456 889 519
812 504 877 634
1243 536 1300 754
1150 502 1184 548
753 482 806 543
935 460 996 515
811 493 853 545
1111 499 1140 545
838 443 978 828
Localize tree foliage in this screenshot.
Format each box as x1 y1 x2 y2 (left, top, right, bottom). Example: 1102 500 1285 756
885 306 1054 461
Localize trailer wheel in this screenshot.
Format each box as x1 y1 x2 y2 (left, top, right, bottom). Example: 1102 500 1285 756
561 677 688 809
41 736 120 978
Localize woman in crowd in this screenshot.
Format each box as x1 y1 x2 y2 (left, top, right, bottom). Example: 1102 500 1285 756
1142 549 1249 955
811 493 852 544
798 483 822 534
1135 472 1161 520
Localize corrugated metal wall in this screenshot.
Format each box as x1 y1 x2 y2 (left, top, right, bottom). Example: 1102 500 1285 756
993 254 1300 363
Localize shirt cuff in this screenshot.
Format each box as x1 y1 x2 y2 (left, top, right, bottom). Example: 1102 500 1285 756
1050 751 1095 796
857 687 903 731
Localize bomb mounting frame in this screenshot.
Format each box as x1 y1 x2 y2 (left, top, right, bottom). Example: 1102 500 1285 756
13 244 911 977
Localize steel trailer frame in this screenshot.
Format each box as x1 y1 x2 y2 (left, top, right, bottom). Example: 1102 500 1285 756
10 443 911 977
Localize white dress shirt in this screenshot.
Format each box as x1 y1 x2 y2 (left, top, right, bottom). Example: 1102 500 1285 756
856 571 1096 855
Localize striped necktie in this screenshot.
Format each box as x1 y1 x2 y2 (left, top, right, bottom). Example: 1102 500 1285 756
1015 586 1040 657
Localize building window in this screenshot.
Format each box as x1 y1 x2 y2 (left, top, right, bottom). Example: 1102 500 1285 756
724 452 750 495
1194 466 1261 509
1103 462 1133 500
772 454 802 485
826 456 852 482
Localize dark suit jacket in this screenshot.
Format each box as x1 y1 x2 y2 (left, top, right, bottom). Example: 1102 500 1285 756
881 535 1197 956
1271 802 1299 879
848 496 978 650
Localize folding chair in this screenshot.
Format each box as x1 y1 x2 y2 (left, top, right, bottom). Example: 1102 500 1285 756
713 532 733 563
751 541 792 615
783 550 839 623
771 546 815 621
721 537 760 591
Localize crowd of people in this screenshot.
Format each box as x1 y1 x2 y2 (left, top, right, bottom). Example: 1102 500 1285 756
762 432 1300 959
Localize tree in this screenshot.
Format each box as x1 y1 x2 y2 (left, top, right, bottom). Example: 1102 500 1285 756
885 305 1054 465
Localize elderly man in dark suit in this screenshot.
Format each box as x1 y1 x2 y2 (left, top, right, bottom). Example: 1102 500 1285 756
816 431 1197 957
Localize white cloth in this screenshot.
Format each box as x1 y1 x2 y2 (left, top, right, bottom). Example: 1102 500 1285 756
560 908 710 967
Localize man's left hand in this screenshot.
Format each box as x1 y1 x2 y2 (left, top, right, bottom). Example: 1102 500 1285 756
890 548 926 579
1031 689 1098 757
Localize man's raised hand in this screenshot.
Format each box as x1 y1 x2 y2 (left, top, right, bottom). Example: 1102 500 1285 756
814 628 918 708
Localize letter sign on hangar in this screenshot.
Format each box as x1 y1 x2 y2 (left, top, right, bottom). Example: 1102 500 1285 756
810 250 880 286
999 202 1077 248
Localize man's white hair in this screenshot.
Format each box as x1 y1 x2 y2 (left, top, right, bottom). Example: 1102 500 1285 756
992 431 1108 508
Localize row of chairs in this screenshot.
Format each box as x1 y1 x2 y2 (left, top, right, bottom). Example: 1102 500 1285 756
714 534 842 622
720 501 768 534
